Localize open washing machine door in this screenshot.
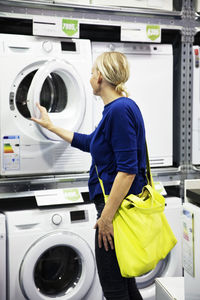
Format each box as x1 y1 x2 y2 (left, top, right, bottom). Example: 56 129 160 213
26 59 86 141
19 232 96 300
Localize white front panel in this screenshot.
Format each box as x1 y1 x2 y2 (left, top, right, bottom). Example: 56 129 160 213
8 0 53 1
192 46 200 165
155 277 184 300
195 0 200 12
54 0 90 3
183 203 200 300
0 34 93 175
163 197 183 277
92 42 173 167
91 0 173 10
146 0 172 10
0 214 6 300
91 0 147 7
184 179 200 202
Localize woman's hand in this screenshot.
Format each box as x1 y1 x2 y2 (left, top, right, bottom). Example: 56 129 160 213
31 103 54 130
31 102 74 143
94 217 114 251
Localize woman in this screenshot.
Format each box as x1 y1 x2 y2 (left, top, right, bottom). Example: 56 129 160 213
31 51 146 300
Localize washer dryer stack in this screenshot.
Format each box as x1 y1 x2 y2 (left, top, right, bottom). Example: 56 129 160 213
0 34 93 176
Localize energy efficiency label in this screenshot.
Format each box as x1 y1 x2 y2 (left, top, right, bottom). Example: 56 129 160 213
3 136 20 170
183 208 195 277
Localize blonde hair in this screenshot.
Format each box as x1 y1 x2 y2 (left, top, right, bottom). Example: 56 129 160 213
95 51 130 97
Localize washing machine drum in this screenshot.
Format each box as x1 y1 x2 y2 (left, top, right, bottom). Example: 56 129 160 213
34 246 81 296
20 232 96 300
16 59 86 141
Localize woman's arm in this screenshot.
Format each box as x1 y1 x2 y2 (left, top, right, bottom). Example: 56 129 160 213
31 103 74 143
46 125 74 144
32 103 95 152
95 171 135 251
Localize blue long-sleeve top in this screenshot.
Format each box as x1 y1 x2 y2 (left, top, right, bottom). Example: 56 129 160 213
71 97 147 201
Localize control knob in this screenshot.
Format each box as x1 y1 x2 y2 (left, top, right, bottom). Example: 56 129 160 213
52 214 62 225
42 41 53 53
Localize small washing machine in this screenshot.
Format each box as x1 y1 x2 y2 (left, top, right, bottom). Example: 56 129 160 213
136 197 183 300
5 203 104 300
0 213 6 300
0 34 93 176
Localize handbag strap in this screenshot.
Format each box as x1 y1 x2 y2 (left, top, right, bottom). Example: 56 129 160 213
145 142 154 188
95 165 107 200
95 141 154 197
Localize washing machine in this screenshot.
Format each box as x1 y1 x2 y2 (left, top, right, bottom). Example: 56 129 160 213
0 34 93 176
91 42 173 167
4 202 104 300
136 197 183 300
0 213 6 300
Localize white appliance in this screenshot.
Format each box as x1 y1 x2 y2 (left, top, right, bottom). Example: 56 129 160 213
4 203 104 300
54 0 90 4
8 0 53 2
136 197 183 300
0 34 93 176
0 213 6 300
91 0 173 11
155 277 184 300
183 179 200 300
182 202 200 300
195 0 200 12
91 42 173 167
192 46 200 165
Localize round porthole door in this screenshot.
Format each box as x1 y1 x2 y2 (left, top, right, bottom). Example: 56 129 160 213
136 254 170 299
19 232 95 300
26 59 86 141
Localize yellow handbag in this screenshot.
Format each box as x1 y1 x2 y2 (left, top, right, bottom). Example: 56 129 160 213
96 145 177 278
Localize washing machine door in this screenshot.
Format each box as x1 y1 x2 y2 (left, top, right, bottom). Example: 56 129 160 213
27 59 86 141
136 255 169 300
137 250 181 300
20 232 95 300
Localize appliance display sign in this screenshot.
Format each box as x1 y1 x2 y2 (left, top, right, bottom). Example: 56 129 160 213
121 23 161 42
183 208 195 277
3 136 20 171
35 188 84 206
33 17 80 38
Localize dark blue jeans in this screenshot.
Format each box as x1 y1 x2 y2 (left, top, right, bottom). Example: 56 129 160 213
94 196 143 300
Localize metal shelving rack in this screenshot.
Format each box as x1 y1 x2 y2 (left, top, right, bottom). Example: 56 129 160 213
0 0 198 199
